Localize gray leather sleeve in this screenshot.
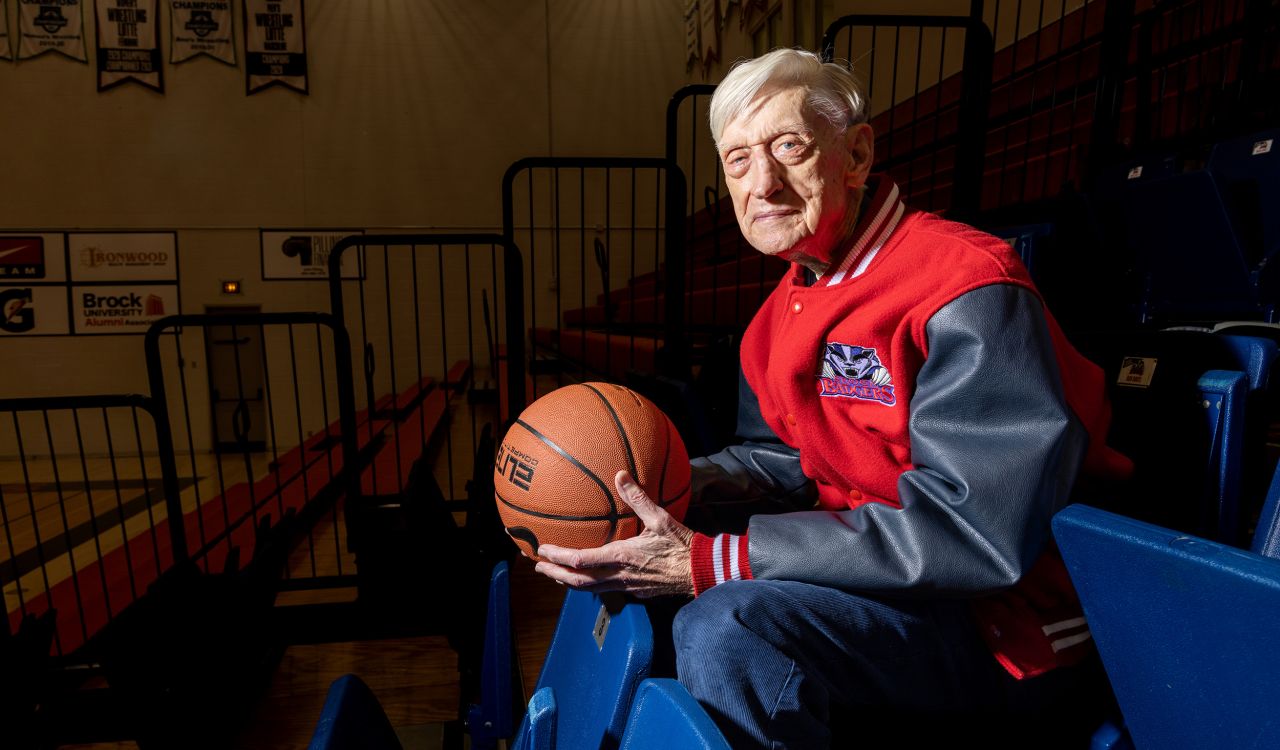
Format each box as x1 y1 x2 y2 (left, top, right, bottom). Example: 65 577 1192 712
747 284 1087 596
686 370 816 533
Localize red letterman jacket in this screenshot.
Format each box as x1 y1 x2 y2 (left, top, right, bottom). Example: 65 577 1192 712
688 176 1132 679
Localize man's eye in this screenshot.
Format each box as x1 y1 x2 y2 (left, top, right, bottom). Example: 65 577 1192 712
773 139 805 158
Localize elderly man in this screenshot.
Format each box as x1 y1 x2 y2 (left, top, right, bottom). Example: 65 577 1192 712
535 48 1128 747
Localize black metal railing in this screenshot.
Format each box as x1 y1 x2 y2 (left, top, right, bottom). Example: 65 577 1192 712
973 0 1112 209
665 84 783 336
502 157 686 393
144 312 357 588
0 393 183 657
328 234 526 503
822 14 994 219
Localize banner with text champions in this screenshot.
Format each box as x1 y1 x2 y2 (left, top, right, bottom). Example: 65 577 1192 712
243 0 306 94
18 0 88 61
95 0 162 91
170 0 234 65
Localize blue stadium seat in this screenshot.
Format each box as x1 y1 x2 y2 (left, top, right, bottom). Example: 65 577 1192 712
619 679 731 750
508 589 653 750
1073 331 1251 542
989 222 1053 283
1252 460 1280 558
307 674 402 750
467 561 515 750
1198 369 1248 543
1208 129 1280 269
1053 504 1280 750
513 687 557 750
1120 170 1263 323
1092 152 1178 203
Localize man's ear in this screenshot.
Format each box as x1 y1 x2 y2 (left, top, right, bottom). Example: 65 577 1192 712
844 123 875 188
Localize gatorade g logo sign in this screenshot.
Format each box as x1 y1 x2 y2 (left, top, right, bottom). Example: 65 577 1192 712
0 288 35 333
495 442 538 490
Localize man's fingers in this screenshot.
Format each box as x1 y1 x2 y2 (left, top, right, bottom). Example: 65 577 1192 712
537 542 625 569
614 470 668 528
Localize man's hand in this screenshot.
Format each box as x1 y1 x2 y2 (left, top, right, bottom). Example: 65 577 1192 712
534 469 695 598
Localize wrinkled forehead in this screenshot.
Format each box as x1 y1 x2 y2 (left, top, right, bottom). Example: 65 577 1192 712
720 85 828 147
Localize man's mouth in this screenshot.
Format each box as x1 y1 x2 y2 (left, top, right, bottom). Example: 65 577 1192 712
753 209 798 223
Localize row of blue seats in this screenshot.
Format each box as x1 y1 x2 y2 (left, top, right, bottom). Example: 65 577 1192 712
306 559 729 749
999 128 1279 328
1056 458 1280 749
307 332 1276 749
313 482 1280 750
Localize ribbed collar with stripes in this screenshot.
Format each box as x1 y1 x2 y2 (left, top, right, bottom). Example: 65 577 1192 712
804 176 906 288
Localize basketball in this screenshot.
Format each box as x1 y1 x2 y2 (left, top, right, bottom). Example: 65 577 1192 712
493 382 691 560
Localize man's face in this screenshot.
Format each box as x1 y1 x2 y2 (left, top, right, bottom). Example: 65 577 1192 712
718 86 870 264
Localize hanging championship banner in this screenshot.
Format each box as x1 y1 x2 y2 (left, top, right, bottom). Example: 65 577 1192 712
1 0 13 61
684 0 699 69
170 0 234 65
95 0 162 91
243 0 306 94
700 0 719 73
720 0 736 28
18 0 88 61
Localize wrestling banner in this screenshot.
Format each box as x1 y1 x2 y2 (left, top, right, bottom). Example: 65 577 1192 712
243 0 306 94
684 0 698 68
700 0 718 72
18 0 88 61
1 0 12 61
170 0 234 65
95 0 162 91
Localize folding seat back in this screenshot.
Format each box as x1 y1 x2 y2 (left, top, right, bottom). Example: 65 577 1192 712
989 222 1053 284
1073 330 1250 541
514 687 558 750
307 674 402 750
512 589 653 750
1208 129 1280 268
467 561 516 750
619 679 731 750
1250 459 1280 559
1053 504 1280 750
1121 171 1259 323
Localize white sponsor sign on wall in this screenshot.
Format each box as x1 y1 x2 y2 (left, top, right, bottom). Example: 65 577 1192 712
0 285 71 336
72 283 179 334
260 229 363 280
0 232 67 282
69 232 178 282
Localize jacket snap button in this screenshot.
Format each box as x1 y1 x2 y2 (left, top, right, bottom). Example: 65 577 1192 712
792 301 803 313
847 488 863 501
785 413 797 426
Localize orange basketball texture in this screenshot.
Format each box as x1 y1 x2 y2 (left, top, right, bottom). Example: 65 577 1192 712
493 382 691 560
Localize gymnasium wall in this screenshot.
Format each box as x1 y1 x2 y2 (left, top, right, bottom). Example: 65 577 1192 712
0 0 687 453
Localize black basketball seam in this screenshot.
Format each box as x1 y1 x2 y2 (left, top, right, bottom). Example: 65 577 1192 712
660 483 690 508
657 413 670 505
513 417 621 535
496 489 637 522
582 383 639 482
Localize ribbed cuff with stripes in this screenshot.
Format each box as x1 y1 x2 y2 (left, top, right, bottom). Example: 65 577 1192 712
690 532 753 596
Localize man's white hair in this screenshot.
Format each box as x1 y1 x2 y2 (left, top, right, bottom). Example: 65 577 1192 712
709 48 868 147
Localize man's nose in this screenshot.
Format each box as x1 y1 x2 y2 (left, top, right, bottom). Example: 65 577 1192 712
749 151 783 198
